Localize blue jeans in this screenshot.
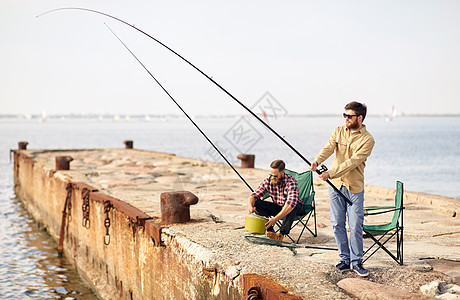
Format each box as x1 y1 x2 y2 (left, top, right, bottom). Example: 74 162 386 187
329 185 364 265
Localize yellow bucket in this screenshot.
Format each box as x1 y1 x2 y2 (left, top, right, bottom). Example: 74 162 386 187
244 214 268 234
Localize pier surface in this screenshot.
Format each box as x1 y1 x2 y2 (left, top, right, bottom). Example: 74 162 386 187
14 148 460 299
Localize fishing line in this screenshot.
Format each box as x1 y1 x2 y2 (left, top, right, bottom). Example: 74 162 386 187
104 23 254 192
37 7 352 205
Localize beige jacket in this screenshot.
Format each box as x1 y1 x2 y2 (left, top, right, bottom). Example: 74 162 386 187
315 125 375 193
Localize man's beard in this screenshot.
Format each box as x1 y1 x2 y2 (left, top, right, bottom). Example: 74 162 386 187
271 178 281 186
346 119 360 130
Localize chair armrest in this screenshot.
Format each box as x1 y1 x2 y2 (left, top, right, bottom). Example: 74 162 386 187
365 206 394 210
364 206 399 216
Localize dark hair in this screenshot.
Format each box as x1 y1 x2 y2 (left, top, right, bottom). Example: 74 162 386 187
345 101 367 121
270 159 285 171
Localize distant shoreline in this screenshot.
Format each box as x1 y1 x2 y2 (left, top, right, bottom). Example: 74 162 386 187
1 113 459 120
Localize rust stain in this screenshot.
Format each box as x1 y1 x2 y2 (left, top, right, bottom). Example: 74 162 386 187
242 274 302 300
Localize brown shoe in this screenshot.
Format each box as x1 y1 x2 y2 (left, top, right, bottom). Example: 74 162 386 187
266 231 284 241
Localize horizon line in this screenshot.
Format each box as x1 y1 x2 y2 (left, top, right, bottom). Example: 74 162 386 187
1 113 460 118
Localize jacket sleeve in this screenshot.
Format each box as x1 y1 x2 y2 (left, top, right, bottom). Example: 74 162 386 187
315 127 338 164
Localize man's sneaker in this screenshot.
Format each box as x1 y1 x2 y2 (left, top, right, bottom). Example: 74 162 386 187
352 263 369 277
266 231 284 241
336 261 351 272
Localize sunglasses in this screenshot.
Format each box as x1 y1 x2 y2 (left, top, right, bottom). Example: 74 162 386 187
269 174 279 178
343 113 360 119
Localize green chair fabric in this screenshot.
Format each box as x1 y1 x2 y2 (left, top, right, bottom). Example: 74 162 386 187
262 169 317 243
363 181 404 265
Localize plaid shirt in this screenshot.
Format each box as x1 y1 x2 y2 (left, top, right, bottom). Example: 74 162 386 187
251 173 301 209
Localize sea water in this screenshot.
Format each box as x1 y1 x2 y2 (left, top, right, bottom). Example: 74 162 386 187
0 115 458 297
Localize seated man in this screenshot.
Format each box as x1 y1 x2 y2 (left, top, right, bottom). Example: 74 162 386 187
247 159 304 241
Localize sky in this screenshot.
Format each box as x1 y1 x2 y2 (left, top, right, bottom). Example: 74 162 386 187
1 1 460 116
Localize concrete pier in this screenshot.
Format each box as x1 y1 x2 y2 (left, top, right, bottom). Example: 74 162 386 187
13 148 460 299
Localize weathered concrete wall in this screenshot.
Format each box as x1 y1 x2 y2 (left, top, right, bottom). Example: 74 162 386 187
13 150 242 300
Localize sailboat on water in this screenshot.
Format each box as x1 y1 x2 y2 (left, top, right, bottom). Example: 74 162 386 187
39 110 48 123
386 105 397 122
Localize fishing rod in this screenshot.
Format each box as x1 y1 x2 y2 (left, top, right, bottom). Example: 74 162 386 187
104 23 254 192
37 7 352 205
244 236 337 252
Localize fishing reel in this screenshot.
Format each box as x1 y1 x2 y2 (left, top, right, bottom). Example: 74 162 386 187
316 164 328 175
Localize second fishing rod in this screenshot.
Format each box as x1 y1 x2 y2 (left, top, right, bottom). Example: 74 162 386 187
104 23 254 193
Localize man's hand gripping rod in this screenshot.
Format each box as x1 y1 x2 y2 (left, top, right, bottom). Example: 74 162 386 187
315 164 353 205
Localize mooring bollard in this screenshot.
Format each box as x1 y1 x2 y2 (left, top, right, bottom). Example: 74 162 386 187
160 191 198 224
55 156 73 170
123 140 133 149
237 154 255 168
18 141 28 150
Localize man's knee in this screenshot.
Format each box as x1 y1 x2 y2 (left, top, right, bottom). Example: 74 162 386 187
254 200 273 217
254 199 264 209
330 213 347 228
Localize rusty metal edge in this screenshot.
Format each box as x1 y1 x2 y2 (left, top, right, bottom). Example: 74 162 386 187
11 149 34 161
145 219 162 247
72 181 151 223
241 274 302 300
73 182 99 192
72 181 161 244
91 191 151 224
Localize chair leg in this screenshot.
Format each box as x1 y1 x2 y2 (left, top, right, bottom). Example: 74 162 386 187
293 213 315 243
363 228 403 265
295 223 307 244
397 227 403 265
401 227 403 264
313 206 317 237
282 219 302 243
363 231 392 263
274 212 316 244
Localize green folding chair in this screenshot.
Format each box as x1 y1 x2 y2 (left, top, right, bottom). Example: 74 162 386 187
263 169 317 243
363 181 404 265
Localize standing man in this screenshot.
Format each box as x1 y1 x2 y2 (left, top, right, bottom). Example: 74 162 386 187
310 101 375 277
248 160 304 241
